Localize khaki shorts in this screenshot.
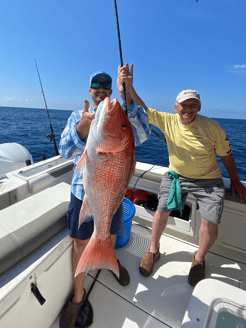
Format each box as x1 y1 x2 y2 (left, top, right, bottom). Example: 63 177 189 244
158 172 225 224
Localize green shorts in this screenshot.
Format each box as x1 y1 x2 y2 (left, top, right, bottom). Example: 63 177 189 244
158 172 225 224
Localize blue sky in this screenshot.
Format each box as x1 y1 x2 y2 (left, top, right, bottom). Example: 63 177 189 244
1 0 245 119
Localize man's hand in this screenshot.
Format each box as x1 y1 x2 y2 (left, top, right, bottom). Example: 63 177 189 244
117 63 134 107
231 180 246 202
117 63 133 93
221 153 246 203
76 99 95 140
117 63 148 112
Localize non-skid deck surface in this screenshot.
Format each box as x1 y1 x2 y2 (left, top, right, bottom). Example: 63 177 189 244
52 222 246 328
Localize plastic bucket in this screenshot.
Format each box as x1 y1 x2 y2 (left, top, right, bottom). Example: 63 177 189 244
115 197 135 249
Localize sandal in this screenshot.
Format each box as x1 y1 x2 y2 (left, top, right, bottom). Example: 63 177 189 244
59 289 87 328
76 296 93 327
109 259 130 286
188 253 205 287
139 248 160 277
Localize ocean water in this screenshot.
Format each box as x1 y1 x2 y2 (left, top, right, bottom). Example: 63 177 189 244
0 106 246 182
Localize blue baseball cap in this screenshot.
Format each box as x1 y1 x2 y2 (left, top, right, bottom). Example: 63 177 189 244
90 71 112 88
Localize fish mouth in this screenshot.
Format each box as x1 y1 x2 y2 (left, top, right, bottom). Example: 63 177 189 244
106 98 119 114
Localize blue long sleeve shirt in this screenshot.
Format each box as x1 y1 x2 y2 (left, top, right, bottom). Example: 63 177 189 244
59 101 151 200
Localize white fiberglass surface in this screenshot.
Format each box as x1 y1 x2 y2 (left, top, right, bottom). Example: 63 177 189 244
52 222 246 328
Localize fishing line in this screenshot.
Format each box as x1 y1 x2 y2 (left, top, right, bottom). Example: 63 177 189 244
113 0 128 115
86 269 101 301
150 129 167 143
34 60 59 156
127 134 167 202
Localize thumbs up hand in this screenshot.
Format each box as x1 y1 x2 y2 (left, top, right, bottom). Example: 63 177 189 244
76 99 95 140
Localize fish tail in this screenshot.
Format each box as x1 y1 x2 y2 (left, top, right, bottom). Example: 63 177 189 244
75 235 119 278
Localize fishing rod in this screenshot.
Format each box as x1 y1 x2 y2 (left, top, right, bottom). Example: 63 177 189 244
113 0 128 115
113 0 167 144
34 60 59 156
112 2 169 208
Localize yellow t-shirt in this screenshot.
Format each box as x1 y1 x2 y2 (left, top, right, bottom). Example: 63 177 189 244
147 108 232 179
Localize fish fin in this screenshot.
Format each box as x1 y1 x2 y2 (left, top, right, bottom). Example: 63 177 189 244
78 195 91 228
75 235 119 278
76 150 88 174
96 136 128 155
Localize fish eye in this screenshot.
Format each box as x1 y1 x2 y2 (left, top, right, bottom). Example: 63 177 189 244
122 124 126 129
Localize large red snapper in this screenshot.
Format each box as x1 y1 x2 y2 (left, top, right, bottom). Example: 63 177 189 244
75 97 136 277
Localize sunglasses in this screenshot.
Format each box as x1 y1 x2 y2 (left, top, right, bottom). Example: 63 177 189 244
91 82 112 90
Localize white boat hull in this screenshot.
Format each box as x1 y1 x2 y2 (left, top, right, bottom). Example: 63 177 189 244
0 232 73 328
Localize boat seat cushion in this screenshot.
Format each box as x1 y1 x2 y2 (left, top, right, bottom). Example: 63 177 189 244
0 182 71 275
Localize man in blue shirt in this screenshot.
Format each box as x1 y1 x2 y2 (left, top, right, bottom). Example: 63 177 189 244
59 67 151 327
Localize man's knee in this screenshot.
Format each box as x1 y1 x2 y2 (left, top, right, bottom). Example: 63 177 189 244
200 218 218 235
201 217 218 228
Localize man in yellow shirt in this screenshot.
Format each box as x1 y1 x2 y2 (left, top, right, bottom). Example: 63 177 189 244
118 64 246 286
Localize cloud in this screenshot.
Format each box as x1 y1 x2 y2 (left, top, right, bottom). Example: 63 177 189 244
233 65 246 69
226 64 246 75
2 97 13 101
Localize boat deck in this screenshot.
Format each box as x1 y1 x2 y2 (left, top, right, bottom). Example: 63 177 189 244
50 221 246 328
1 162 246 328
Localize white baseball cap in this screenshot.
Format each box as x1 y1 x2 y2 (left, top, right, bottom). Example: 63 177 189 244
176 89 201 103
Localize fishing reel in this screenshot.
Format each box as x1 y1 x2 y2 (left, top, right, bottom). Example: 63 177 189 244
45 133 55 142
